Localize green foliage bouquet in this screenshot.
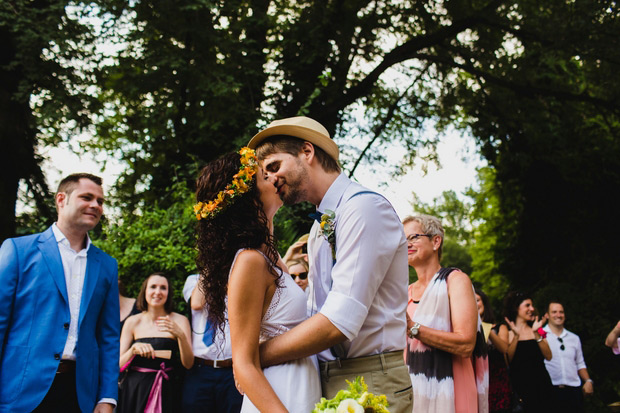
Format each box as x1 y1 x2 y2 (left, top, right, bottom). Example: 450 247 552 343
312 377 389 413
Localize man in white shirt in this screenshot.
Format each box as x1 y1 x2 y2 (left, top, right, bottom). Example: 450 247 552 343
0 173 119 413
181 275 242 413
543 301 593 413
248 116 412 412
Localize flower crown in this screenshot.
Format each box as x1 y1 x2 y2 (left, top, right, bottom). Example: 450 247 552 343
194 147 259 220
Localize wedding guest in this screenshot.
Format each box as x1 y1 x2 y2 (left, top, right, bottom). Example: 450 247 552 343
475 288 511 413
286 257 309 292
605 321 620 355
119 279 139 332
195 149 321 412
404 214 488 413
249 117 412 412
0 173 119 413
543 301 593 412
283 233 309 264
500 291 552 413
118 272 193 413
181 274 241 413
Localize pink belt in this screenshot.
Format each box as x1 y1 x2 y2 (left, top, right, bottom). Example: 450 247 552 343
132 362 173 413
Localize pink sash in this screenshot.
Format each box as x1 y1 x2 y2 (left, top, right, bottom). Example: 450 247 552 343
131 362 173 413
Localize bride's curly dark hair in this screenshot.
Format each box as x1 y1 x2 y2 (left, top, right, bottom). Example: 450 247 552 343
195 151 282 337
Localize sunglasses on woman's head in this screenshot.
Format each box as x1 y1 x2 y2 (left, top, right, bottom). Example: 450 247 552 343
290 272 308 280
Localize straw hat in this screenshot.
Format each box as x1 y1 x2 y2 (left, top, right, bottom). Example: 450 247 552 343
248 116 339 161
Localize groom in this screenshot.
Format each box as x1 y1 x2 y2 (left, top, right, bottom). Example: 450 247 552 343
248 116 413 412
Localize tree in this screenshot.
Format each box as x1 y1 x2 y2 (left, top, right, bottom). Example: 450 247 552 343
0 1 102 241
411 190 474 276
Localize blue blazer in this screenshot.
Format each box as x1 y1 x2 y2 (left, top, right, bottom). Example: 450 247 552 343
0 227 120 412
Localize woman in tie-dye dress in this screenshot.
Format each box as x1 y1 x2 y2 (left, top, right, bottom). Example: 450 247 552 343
403 214 489 413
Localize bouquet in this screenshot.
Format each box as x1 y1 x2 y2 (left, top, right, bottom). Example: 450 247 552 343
312 376 389 413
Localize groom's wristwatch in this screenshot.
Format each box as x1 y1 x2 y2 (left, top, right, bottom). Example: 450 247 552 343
408 322 421 339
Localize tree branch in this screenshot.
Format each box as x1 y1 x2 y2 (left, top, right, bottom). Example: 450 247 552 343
323 0 506 115
348 81 415 178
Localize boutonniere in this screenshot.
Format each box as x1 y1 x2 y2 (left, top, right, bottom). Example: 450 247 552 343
319 209 336 259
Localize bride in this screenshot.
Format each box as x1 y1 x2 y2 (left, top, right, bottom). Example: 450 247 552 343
194 148 321 412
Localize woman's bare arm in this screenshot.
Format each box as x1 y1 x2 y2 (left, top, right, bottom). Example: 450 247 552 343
489 326 508 355
413 271 478 358
228 250 287 413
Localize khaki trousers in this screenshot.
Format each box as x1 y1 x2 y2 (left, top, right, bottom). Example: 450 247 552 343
319 350 413 413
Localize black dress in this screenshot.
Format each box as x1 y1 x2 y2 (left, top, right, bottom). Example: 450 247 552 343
509 339 553 412
118 337 183 413
488 325 511 412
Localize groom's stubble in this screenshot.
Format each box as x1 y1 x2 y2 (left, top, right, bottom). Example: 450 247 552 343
281 157 311 205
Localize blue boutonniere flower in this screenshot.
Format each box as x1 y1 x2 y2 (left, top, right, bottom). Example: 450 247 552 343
319 209 336 259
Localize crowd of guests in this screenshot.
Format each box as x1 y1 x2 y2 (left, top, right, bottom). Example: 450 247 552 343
1 116 618 413
113 214 605 413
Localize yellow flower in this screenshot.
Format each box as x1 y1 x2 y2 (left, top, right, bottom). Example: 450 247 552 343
193 147 258 220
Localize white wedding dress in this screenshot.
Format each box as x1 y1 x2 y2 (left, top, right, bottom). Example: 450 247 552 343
234 250 321 413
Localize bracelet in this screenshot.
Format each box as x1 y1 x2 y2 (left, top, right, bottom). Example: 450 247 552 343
586 379 593 384
536 336 543 343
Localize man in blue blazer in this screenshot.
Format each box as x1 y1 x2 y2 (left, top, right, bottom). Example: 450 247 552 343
0 173 120 413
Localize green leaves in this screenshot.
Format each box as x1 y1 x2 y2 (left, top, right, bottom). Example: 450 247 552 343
92 181 196 310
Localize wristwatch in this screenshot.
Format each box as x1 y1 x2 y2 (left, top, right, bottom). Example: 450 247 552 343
408 322 421 339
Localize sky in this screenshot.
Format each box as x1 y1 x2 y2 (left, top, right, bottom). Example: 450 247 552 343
33 129 485 220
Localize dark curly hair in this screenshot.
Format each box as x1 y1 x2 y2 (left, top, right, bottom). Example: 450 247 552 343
195 151 282 338
503 291 531 323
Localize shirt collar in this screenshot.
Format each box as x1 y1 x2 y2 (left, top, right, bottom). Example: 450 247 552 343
317 173 351 213
544 325 568 338
52 223 91 254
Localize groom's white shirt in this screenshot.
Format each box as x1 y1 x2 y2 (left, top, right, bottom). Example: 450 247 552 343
308 173 408 362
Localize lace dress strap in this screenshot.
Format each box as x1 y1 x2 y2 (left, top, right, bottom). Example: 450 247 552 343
229 249 285 339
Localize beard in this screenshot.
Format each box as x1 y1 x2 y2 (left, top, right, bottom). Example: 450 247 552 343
281 160 309 205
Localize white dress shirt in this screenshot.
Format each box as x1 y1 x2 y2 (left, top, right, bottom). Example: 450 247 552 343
53 224 116 406
308 173 408 361
543 326 587 387
183 275 233 361
52 224 89 360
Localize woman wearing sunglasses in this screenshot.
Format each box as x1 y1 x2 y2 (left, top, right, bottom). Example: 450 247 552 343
286 258 309 292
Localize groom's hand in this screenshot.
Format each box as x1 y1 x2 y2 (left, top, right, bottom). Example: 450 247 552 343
259 313 346 368
93 403 114 413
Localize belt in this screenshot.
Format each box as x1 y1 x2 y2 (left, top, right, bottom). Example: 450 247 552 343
319 350 405 378
56 360 76 374
194 357 232 368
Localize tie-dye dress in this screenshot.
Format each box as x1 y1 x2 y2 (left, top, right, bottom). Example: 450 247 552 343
406 267 489 413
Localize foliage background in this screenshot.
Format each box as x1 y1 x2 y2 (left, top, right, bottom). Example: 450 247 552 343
2 0 619 408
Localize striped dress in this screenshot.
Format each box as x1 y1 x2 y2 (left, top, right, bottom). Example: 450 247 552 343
406 267 489 413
